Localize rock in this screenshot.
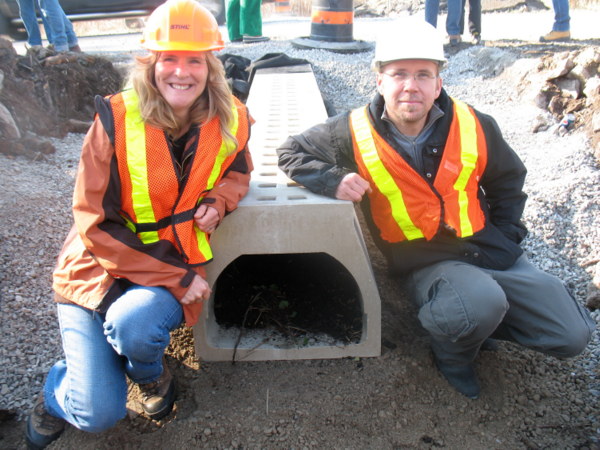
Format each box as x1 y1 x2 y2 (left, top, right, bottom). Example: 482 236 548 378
0 101 20 139
555 77 581 99
586 263 600 310
531 115 551 133
66 118 92 134
470 47 517 78
571 47 600 80
546 55 576 80
583 76 600 106
548 95 566 116
592 112 600 133
20 133 56 156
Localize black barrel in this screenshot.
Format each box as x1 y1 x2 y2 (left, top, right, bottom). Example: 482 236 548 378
309 0 354 42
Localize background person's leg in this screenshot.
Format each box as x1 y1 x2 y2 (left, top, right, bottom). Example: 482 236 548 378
446 0 463 43
38 0 68 51
468 0 481 36
17 0 43 46
552 0 570 31
226 0 242 41
60 10 79 50
425 0 440 28
240 0 263 37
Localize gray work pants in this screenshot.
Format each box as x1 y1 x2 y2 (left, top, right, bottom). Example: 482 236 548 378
408 255 595 366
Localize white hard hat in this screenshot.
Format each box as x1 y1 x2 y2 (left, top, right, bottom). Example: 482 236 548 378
372 18 447 71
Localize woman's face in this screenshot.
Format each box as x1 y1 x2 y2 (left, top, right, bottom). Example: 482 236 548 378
154 51 209 120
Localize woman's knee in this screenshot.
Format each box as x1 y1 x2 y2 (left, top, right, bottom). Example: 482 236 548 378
65 383 127 433
103 315 167 361
71 402 126 433
103 287 179 359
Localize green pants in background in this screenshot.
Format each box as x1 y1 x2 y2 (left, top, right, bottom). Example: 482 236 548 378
226 0 263 41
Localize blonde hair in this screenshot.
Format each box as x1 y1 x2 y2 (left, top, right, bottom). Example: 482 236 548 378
127 51 237 146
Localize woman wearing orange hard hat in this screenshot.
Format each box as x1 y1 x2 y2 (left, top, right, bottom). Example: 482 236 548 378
25 1 254 447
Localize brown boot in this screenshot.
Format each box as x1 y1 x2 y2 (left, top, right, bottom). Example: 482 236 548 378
138 358 176 420
539 30 571 42
25 393 66 450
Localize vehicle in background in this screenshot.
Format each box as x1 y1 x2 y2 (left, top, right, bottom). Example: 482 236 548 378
0 0 225 41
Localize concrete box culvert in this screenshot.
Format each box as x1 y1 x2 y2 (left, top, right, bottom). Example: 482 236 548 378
193 66 382 361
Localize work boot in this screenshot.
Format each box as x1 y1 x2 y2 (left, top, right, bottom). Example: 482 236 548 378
68 44 82 52
471 32 482 45
138 359 176 420
25 393 66 450
480 338 499 352
539 30 571 42
242 35 270 43
448 35 461 46
434 357 480 399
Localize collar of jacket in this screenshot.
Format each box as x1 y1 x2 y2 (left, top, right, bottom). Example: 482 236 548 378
366 89 454 148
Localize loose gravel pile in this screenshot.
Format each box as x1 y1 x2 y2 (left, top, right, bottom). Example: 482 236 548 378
0 36 598 443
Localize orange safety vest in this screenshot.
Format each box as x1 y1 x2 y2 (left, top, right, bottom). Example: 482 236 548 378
110 89 249 265
350 98 488 243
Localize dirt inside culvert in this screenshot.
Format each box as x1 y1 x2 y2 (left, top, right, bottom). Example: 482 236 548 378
213 253 363 349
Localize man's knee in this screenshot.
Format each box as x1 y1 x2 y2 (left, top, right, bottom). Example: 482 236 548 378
417 274 508 342
545 326 593 358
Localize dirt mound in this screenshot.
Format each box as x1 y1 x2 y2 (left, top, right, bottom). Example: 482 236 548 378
0 38 122 158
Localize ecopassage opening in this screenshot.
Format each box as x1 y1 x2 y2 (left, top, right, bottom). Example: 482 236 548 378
213 253 363 346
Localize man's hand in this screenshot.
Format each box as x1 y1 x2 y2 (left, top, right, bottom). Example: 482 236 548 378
194 204 220 233
335 173 372 202
179 275 211 306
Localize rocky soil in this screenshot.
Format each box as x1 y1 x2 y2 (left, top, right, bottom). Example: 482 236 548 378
1 4 599 450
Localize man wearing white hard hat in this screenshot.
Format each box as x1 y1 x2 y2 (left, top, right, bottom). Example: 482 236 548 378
277 18 593 399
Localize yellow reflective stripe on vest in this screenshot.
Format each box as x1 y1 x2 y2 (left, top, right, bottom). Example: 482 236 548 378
192 102 239 260
205 103 239 189
351 108 424 240
451 98 478 237
122 90 159 243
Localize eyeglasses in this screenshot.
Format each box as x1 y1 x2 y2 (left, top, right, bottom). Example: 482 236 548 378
381 71 438 84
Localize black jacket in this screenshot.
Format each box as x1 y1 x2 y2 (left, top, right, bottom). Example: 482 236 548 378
277 89 528 274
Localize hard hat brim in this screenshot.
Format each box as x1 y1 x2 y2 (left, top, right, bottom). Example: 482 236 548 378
144 41 225 52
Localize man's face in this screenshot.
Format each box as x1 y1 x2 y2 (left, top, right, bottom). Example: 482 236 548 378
376 59 442 136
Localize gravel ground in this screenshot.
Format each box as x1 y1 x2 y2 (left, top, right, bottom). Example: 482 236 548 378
0 15 599 449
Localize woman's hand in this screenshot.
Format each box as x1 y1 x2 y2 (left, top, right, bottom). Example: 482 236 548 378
194 204 220 233
179 274 211 305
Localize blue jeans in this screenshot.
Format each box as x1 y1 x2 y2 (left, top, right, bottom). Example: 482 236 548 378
17 0 50 46
38 0 78 51
409 255 595 366
460 0 481 35
551 0 570 31
43 286 183 432
425 0 463 36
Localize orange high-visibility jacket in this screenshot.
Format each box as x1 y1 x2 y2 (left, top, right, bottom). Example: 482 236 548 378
350 98 488 243
109 89 250 265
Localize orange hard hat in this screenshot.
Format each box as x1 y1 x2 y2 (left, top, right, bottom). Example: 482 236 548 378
142 0 224 52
